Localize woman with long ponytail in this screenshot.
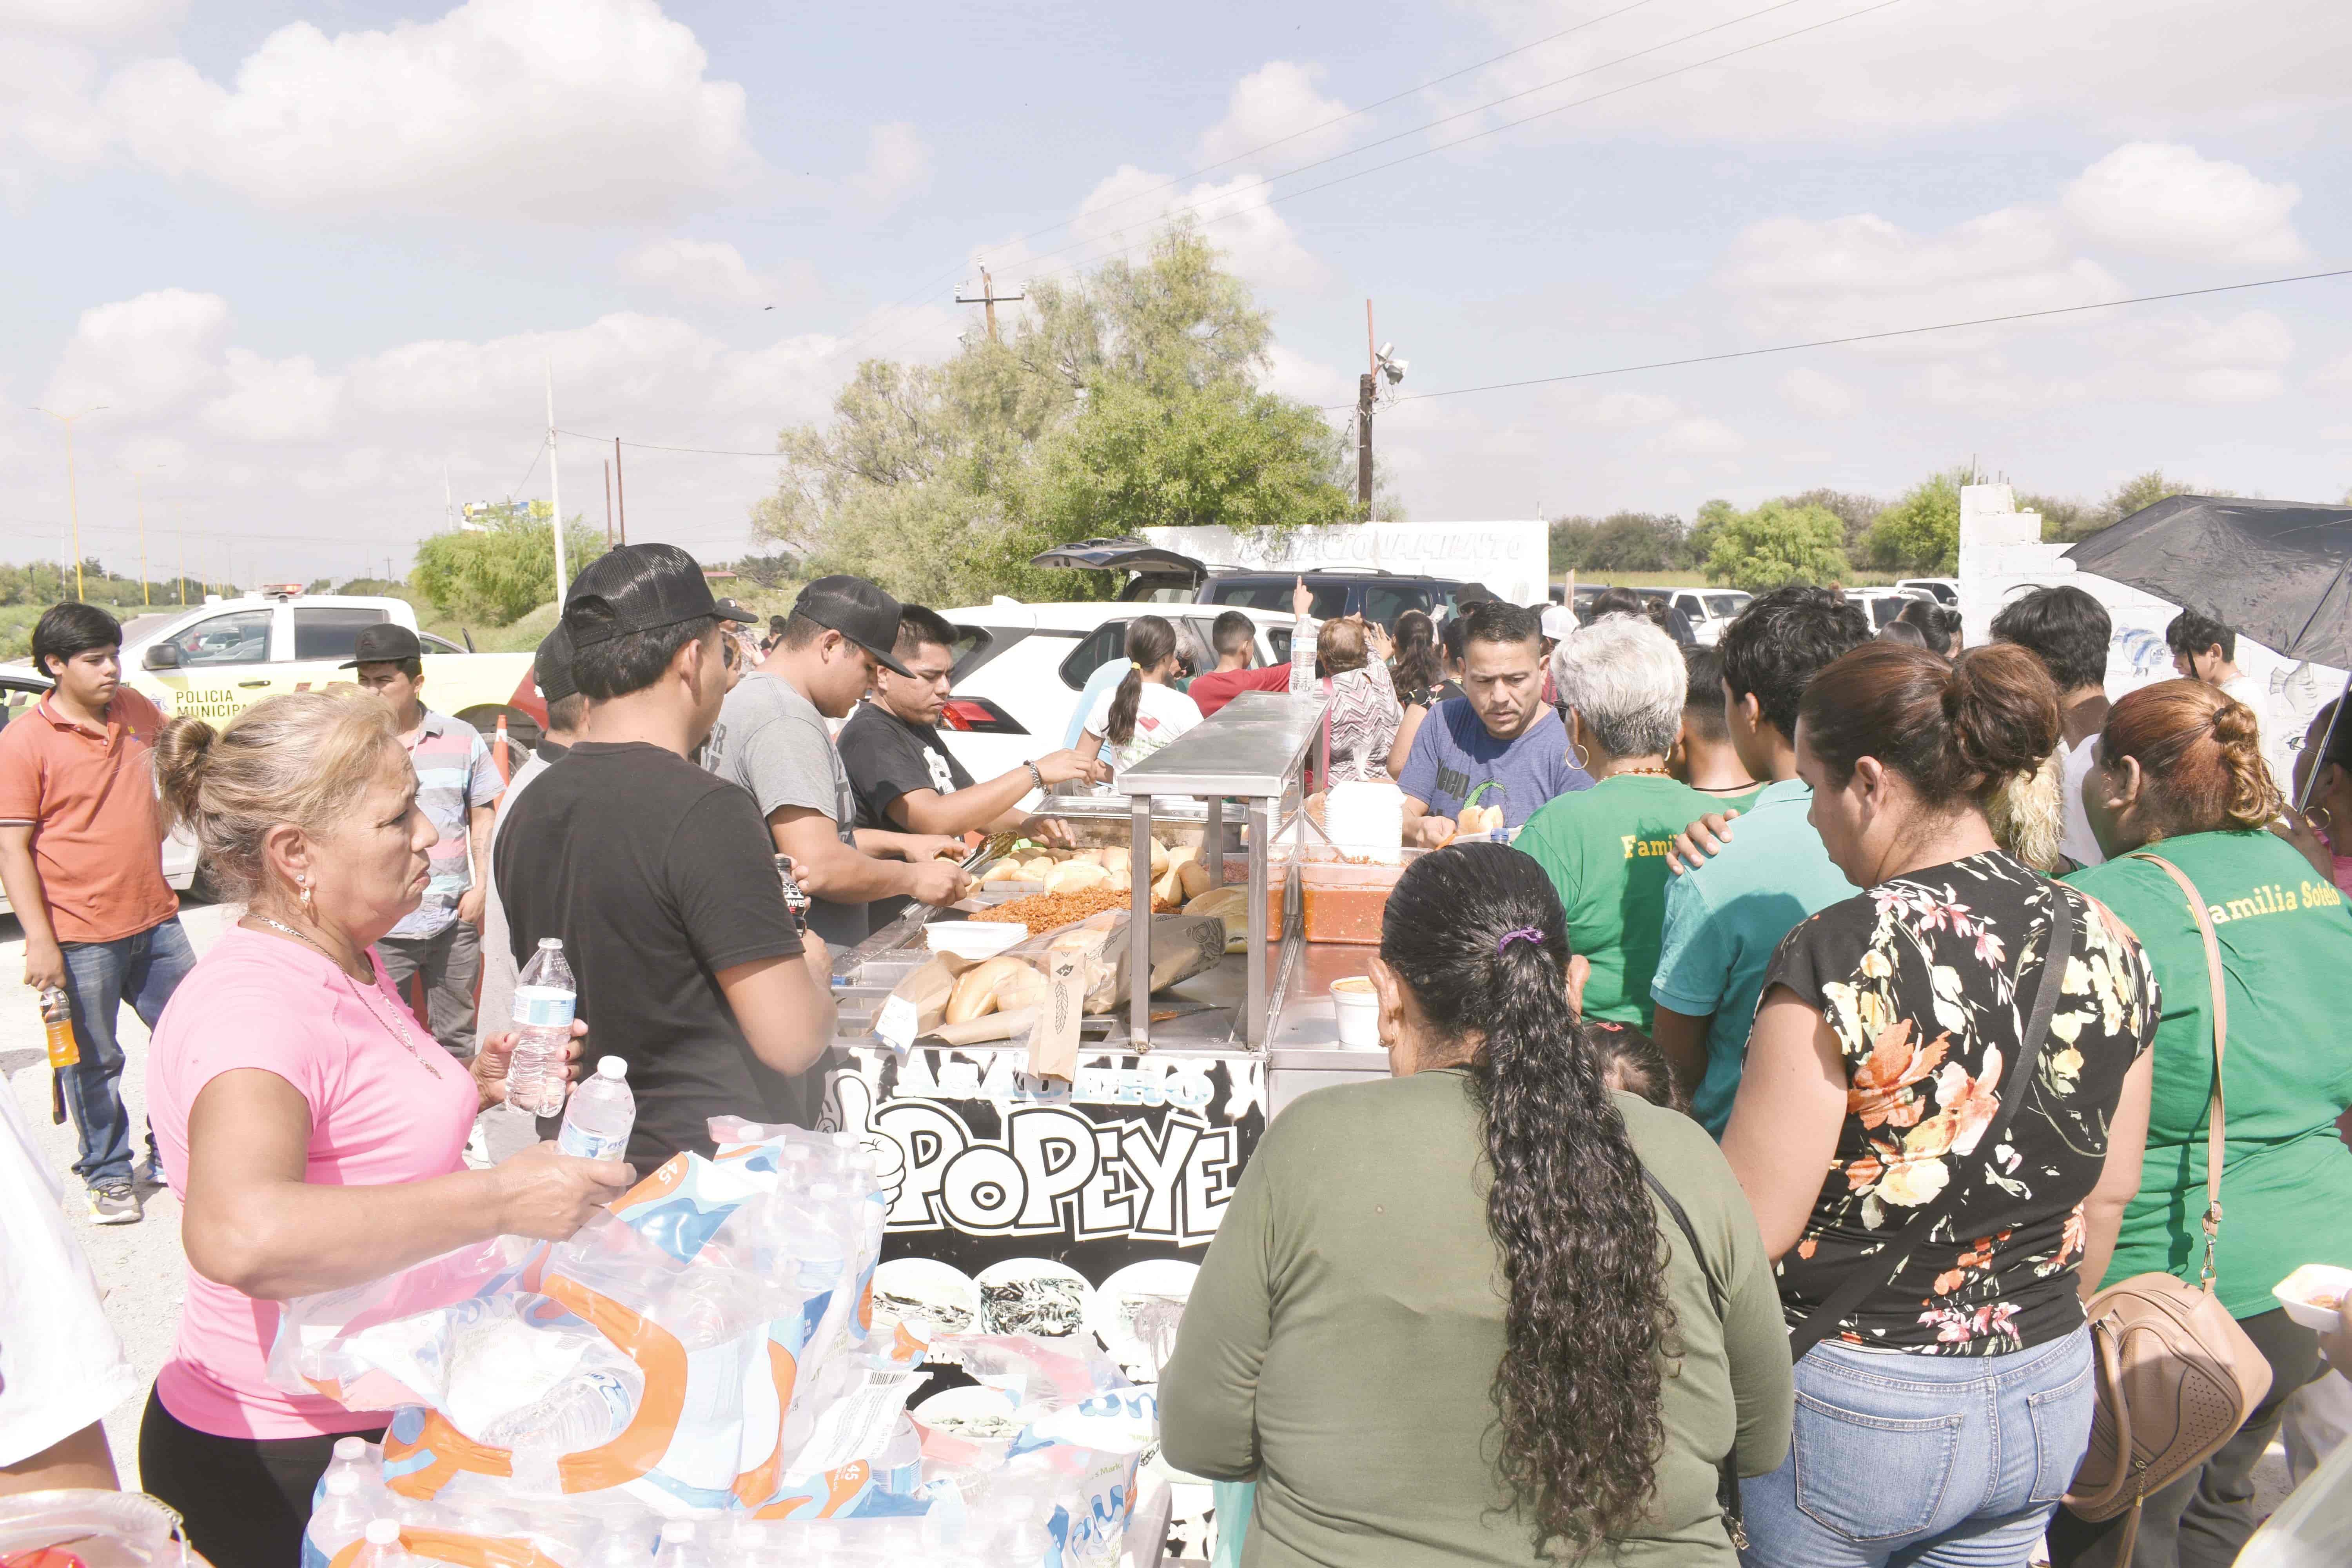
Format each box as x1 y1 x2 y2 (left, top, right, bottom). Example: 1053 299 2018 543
1163 844 1791 1564
1079 613 1200 773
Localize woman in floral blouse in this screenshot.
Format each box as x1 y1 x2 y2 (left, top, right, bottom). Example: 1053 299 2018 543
1722 642 2159 1568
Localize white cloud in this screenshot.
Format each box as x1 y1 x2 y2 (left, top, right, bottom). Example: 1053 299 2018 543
1258 342 1349 405
95 0 755 220
1073 167 1327 293
2063 143 2306 265
848 121 932 210
1778 367 1853 419
1650 417 1745 457
2097 310 2294 404
1443 0 2350 144
1715 207 2123 345
2316 352 2352 390
0 0 181 40
619 238 774 307
18 287 845 581
1195 61 1357 167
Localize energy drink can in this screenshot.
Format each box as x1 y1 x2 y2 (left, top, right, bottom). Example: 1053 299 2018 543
773 854 811 920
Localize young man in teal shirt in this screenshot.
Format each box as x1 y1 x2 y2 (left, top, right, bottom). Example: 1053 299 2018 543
1648 587 1869 1134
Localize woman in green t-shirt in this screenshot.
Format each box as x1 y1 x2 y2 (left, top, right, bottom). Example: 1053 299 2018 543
1516 613 1710 1027
2051 678 2352 1568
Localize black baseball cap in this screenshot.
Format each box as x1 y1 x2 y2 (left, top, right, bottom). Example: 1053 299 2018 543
791 575 912 678
340 623 423 668
533 622 578 706
562 543 757 648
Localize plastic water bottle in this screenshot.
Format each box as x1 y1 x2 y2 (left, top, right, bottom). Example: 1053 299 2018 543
652 1519 706 1568
40 987 76 1068
353 1518 412 1568
302 1472 374 1568
322 1434 376 1492
559 1056 635 1160
506 938 575 1118
477 1368 638 1451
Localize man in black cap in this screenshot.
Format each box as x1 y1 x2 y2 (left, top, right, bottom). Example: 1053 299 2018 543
496 544 838 1165
476 621 587 1045
705 575 970 949
347 622 504 1058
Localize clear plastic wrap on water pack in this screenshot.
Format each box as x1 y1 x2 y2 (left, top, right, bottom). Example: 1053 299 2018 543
274 1118 1161 1566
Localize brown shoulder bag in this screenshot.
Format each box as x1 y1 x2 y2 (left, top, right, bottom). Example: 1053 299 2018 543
2062 853 2274 1557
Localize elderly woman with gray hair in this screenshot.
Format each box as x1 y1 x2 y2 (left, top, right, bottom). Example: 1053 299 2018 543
1516 614 1715 1028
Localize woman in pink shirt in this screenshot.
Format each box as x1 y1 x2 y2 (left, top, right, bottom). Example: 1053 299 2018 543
140 690 633 1568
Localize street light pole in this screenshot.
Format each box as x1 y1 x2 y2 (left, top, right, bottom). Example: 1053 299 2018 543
136 472 151 607
33 405 107 603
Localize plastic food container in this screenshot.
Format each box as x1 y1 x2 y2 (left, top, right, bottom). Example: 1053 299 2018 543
1265 848 1416 946
924 920 1028 960
2274 1264 2352 1333
1331 976 1379 1047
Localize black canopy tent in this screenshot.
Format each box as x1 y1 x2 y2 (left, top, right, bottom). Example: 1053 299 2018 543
2065 495 2352 808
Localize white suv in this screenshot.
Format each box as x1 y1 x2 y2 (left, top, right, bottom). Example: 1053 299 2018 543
1641 586 1754 646
929 599 1295 783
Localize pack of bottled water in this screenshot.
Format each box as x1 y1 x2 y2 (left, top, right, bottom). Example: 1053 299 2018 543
278 1124 1158 1567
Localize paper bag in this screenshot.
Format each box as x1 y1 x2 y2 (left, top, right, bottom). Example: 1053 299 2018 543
1027 949 1085 1082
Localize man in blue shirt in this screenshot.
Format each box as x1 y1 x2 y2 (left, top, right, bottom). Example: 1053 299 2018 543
1648 586 1868 1133
1397 600 1590 842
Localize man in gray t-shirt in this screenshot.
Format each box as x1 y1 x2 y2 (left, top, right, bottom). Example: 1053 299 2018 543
705 577 969 948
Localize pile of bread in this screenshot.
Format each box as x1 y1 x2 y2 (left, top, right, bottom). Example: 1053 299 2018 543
978 839 1213 907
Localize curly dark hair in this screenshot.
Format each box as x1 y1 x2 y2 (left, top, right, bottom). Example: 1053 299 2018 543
1380 843 1671 1555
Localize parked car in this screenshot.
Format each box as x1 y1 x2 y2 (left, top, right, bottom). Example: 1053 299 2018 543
0 671 198 913
929 598 1295 783
1636 586 1753 646
1895 577 1960 604
2 588 545 746
1029 538 1465 626
1847 586 1932 629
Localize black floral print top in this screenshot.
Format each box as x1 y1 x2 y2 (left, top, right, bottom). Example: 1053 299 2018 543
1764 851 2158 1354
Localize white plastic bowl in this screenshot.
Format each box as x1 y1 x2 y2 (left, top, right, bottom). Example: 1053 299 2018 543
1331 976 1380 1049
924 920 1028 960
2273 1263 2352 1333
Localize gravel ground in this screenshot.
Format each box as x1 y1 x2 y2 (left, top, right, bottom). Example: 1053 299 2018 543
0 898 2303 1525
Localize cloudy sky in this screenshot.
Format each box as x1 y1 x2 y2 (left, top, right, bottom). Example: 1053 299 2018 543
5 0 2348 586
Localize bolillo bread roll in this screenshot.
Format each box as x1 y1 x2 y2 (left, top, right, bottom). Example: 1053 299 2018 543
945 956 1032 1024
1045 860 1112 896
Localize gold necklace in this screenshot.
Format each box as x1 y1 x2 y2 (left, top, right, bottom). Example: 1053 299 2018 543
249 916 444 1078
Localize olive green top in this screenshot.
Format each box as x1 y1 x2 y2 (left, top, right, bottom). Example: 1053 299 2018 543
1160 1071 1793 1567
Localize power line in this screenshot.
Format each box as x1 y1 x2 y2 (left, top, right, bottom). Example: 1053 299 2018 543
846 0 1906 369
1316 265 2352 410
794 0 1671 368
556 428 778 458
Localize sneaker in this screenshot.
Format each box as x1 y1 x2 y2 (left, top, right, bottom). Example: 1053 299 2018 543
87 1183 140 1225
135 1153 168 1189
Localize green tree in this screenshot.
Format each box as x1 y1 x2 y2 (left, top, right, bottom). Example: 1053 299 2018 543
1704 500 1851 590
759 222 1352 604
1863 472 1962 574
1783 487 1885 556
1032 377 1351 540
410 500 606 626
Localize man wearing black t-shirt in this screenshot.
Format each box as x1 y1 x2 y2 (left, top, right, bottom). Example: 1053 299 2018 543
839 604 1107 840
495 544 839 1168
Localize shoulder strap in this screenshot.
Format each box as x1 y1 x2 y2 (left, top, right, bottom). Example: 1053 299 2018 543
1642 1166 1726 1321
1785 886 2075 1363
2128 852 2229 1290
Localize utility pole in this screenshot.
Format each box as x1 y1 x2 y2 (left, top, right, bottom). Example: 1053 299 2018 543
135 471 151 606
177 526 186 606
545 362 569 606
956 267 1025 345
444 465 455 532
34 405 105 602
1356 300 1376 517
604 458 614 547
613 437 627 546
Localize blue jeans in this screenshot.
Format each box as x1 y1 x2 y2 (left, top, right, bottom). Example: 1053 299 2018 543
1740 1327 2096 1568
60 916 196 1189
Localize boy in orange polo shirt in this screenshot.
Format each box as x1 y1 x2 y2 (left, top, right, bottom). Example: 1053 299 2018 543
0 604 194 1225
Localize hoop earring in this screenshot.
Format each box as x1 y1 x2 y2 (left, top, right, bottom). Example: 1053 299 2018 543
298 875 314 915
1568 741 1589 772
